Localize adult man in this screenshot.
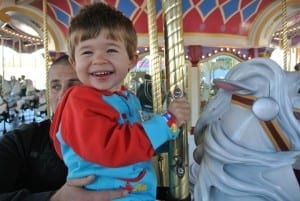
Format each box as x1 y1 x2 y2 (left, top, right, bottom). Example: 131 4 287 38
0 55 127 201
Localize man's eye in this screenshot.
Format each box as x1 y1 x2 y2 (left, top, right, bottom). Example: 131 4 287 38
51 85 61 91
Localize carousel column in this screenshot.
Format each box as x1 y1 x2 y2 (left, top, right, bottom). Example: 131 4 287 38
187 45 202 135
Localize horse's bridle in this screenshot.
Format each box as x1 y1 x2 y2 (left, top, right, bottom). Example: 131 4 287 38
231 94 291 151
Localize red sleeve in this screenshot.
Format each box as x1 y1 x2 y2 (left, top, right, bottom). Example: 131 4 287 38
51 86 155 167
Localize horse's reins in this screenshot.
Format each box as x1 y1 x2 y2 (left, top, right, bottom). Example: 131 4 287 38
231 94 291 151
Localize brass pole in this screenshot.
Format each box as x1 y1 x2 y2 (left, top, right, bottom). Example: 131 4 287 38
1 39 5 96
147 0 163 114
162 0 190 200
18 39 22 67
147 0 168 190
281 0 288 70
43 0 50 118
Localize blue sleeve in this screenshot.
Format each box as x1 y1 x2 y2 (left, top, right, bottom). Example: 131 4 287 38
142 114 179 150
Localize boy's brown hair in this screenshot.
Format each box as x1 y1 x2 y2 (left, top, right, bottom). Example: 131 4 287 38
67 2 137 61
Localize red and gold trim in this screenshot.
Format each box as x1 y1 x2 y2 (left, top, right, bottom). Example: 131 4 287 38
162 112 179 134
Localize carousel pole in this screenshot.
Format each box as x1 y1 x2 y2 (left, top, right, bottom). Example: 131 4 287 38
281 0 288 71
1 39 5 96
162 0 190 200
146 0 170 198
147 0 162 114
42 0 50 118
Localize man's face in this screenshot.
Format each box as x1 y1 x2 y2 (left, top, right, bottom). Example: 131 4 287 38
48 63 81 114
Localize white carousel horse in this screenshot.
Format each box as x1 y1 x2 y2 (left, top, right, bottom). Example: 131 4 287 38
192 58 300 201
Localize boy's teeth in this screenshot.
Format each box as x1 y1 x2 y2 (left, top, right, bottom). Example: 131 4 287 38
94 71 110 76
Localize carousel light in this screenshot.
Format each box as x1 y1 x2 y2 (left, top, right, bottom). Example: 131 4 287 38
1 27 42 43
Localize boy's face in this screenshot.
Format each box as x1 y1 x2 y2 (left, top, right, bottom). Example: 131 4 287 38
71 29 137 92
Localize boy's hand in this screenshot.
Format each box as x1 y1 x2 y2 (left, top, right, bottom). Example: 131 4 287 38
167 97 190 126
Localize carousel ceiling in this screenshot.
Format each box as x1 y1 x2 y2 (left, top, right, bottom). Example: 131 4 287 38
0 0 299 53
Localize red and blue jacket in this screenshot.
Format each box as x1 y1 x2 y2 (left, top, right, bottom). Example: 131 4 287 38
50 85 179 200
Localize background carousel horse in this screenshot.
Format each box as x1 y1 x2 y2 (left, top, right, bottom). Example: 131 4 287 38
191 58 300 201
0 76 47 134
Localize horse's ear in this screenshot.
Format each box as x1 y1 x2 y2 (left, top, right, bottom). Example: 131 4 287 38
213 79 256 94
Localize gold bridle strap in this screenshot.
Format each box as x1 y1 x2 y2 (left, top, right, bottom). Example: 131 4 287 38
231 94 291 151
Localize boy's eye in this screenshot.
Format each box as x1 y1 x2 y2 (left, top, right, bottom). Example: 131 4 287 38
107 48 118 53
82 50 93 55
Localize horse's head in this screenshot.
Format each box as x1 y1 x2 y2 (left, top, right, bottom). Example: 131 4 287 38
194 58 300 164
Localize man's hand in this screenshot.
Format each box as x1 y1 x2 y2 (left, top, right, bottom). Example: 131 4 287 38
50 175 128 201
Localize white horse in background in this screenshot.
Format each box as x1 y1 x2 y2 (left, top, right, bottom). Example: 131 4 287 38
191 58 300 201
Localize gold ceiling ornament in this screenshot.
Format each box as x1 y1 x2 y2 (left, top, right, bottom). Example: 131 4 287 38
0 10 10 23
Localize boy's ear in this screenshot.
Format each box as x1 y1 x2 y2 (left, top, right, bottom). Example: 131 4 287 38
129 54 138 70
68 57 76 69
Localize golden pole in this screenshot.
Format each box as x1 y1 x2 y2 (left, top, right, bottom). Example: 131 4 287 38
281 0 288 70
43 0 50 118
18 39 22 67
1 39 5 96
162 0 190 200
147 0 168 189
147 0 162 114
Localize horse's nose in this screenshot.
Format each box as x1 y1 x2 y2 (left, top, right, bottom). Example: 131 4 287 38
293 108 300 120
292 97 300 120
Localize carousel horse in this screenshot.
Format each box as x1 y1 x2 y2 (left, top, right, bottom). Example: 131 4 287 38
0 77 47 134
192 58 300 201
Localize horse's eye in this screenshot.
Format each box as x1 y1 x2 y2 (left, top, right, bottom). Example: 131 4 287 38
298 88 300 94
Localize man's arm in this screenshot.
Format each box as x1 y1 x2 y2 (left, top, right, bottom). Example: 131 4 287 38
50 176 128 201
0 122 126 201
0 190 54 201
0 177 127 201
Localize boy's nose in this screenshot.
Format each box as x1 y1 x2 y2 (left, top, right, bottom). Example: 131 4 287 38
94 54 108 64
